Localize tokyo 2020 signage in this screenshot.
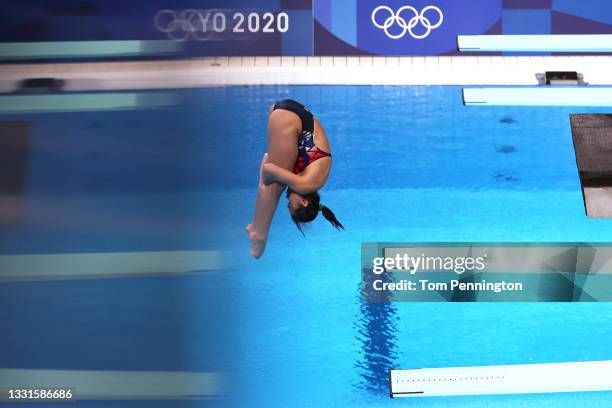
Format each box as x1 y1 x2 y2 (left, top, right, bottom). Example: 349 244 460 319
2 0 611 57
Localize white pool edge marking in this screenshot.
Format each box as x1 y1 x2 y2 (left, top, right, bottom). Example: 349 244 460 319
0 93 176 113
458 35 612 53
463 87 612 106
0 250 226 281
390 360 612 398
1 56 612 91
0 368 223 400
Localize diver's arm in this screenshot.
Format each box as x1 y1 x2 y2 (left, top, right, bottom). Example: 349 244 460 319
263 163 316 194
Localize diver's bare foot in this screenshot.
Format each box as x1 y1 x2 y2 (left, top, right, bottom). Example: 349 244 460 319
246 224 266 259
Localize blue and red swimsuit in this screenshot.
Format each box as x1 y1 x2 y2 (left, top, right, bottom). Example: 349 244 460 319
272 99 331 174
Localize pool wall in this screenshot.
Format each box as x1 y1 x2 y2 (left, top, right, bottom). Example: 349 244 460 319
1 56 612 93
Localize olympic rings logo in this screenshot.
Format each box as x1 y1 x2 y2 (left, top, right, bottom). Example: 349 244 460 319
371 5 444 40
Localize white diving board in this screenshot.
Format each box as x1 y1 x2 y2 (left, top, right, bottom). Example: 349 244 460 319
458 35 612 53
390 360 612 398
463 87 612 106
0 251 225 281
0 93 176 114
0 41 179 60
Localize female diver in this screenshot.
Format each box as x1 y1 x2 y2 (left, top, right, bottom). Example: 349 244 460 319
246 99 344 258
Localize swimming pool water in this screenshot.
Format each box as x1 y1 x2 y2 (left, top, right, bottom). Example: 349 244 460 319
2 86 612 407
219 86 612 407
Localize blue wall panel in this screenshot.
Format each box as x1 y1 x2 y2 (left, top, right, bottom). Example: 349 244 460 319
1 0 611 56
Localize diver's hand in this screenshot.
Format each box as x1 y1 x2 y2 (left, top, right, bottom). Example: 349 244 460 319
258 153 269 191
262 162 276 186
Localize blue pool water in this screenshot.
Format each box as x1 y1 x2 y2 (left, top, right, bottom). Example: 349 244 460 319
2 86 612 407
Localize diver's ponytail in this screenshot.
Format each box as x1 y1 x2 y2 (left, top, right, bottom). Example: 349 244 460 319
319 204 344 230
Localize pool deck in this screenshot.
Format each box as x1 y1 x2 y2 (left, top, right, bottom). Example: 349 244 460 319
0 56 611 91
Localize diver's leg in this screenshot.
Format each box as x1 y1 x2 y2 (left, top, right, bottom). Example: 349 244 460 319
247 112 297 258
247 184 284 258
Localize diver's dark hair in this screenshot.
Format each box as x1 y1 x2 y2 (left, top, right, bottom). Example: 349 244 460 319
288 190 344 235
